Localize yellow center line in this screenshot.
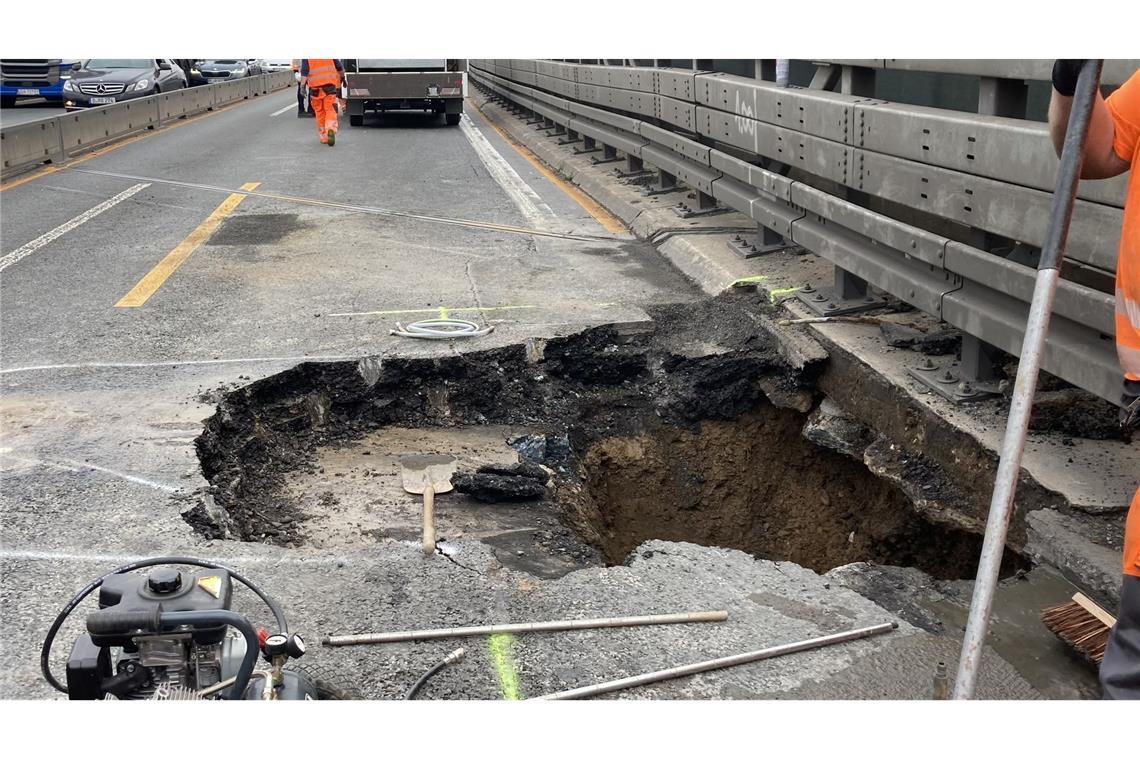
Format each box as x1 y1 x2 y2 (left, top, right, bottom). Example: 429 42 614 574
115 182 260 308
468 98 628 236
487 633 521 701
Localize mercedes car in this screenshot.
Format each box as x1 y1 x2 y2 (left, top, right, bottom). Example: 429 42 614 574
62 59 187 110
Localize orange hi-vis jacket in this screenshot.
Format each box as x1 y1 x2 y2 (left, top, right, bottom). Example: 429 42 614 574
305 59 340 89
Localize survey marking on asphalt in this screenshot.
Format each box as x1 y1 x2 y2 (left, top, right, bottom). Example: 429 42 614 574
0 183 150 274
115 181 261 307
0 355 362 375
460 113 556 229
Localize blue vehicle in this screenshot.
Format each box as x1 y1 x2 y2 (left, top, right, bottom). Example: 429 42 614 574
0 59 81 107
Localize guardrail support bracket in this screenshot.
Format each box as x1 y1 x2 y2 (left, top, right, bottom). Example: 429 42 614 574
908 335 1003 403
727 224 795 258
558 129 581 146
674 190 726 219
574 135 600 155
796 266 888 316
643 169 683 196
591 143 621 165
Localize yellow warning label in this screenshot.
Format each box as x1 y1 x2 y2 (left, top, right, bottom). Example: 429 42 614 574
197 575 222 598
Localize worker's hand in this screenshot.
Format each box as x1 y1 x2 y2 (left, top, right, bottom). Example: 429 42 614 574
1122 379 1140 444
1051 60 1087 97
294 72 302 82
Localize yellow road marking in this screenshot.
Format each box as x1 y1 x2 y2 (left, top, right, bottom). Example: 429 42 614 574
115 182 260 307
468 99 627 235
1 98 268 192
487 633 521 701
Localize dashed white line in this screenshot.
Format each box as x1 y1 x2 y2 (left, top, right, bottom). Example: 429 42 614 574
0 355 360 375
0 183 150 274
270 103 296 117
459 113 556 229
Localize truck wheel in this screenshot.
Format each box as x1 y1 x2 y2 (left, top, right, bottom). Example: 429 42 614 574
445 113 461 126
349 114 363 127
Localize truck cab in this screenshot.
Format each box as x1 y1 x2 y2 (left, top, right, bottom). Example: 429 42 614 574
1 59 82 107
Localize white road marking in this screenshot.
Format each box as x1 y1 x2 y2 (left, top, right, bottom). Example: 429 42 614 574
459 113 556 229
0 183 150 274
270 103 295 117
0 548 362 566
0 450 181 493
0 355 360 375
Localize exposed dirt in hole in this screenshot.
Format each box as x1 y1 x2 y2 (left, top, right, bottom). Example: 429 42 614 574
565 405 1020 579
190 291 1048 578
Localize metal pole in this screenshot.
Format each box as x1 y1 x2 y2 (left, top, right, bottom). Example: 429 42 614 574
321 610 728 646
951 59 1103 699
532 622 898 700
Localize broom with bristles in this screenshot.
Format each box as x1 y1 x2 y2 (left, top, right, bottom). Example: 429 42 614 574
1041 592 1117 665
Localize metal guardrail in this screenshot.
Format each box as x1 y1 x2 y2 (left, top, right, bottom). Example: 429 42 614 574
469 59 1136 404
1 71 295 180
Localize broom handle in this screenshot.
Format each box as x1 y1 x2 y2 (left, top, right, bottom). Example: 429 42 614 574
953 59 1103 699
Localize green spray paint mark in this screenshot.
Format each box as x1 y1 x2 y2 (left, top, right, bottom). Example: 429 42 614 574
768 286 802 304
728 274 770 288
488 633 521 700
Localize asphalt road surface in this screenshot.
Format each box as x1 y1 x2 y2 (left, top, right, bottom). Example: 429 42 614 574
0 99 66 126
0 88 1039 701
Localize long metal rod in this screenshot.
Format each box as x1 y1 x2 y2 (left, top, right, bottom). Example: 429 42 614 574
321 610 728 646
952 59 1103 700
531 622 898 700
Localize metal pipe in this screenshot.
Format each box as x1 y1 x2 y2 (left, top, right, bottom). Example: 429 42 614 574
531 622 898 700
952 59 1103 700
322 610 728 646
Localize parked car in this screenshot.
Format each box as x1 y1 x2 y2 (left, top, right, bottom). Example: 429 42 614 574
262 59 292 72
0 59 82 107
172 59 207 86
62 59 186 110
197 59 259 82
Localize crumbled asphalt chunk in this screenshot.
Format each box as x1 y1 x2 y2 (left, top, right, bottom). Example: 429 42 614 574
477 460 550 483
453 472 547 502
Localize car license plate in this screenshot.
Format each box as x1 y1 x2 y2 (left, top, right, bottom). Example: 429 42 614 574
89 96 116 105
17 88 38 96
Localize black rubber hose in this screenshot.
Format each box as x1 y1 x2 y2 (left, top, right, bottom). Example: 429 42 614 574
40 556 288 694
404 648 465 700
159 610 259 699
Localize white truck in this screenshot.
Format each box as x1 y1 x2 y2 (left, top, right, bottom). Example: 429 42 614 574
343 59 467 126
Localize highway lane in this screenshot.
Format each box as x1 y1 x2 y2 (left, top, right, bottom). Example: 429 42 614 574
0 85 699 697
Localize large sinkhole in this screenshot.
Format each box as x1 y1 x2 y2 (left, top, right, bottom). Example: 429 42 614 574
190 293 1025 581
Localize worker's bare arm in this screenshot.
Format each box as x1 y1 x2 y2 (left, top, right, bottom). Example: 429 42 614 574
1049 91 1130 179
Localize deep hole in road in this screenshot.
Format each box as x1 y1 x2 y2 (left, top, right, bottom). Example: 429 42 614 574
189 291 1026 580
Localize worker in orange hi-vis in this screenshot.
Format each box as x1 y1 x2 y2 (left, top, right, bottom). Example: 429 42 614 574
300 59 344 146
1050 61 1140 699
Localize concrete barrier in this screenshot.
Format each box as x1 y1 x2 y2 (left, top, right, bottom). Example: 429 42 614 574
1 118 65 175
59 98 161 153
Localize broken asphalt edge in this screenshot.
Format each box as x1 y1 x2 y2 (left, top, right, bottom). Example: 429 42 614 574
470 93 1132 608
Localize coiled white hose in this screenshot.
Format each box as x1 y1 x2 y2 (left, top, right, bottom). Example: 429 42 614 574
390 318 494 340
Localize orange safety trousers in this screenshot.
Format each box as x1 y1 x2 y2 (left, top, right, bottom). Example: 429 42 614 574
1126 487 1140 578
310 89 338 142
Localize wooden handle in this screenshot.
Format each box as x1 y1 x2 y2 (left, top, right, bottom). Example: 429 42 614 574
422 484 435 555
1073 592 1117 627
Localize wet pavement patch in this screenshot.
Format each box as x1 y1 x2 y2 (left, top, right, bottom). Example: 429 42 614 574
207 213 312 246
189 290 1025 580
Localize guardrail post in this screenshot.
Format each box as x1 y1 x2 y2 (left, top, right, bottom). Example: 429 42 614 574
728 224 795 259
839 65 876 96
616 154 647 177
978 77 1028 119
909 335 1005 403
559 128 581 146
797 265 887 317
644 168 682 196
574 135 600 155
592 143 621 165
